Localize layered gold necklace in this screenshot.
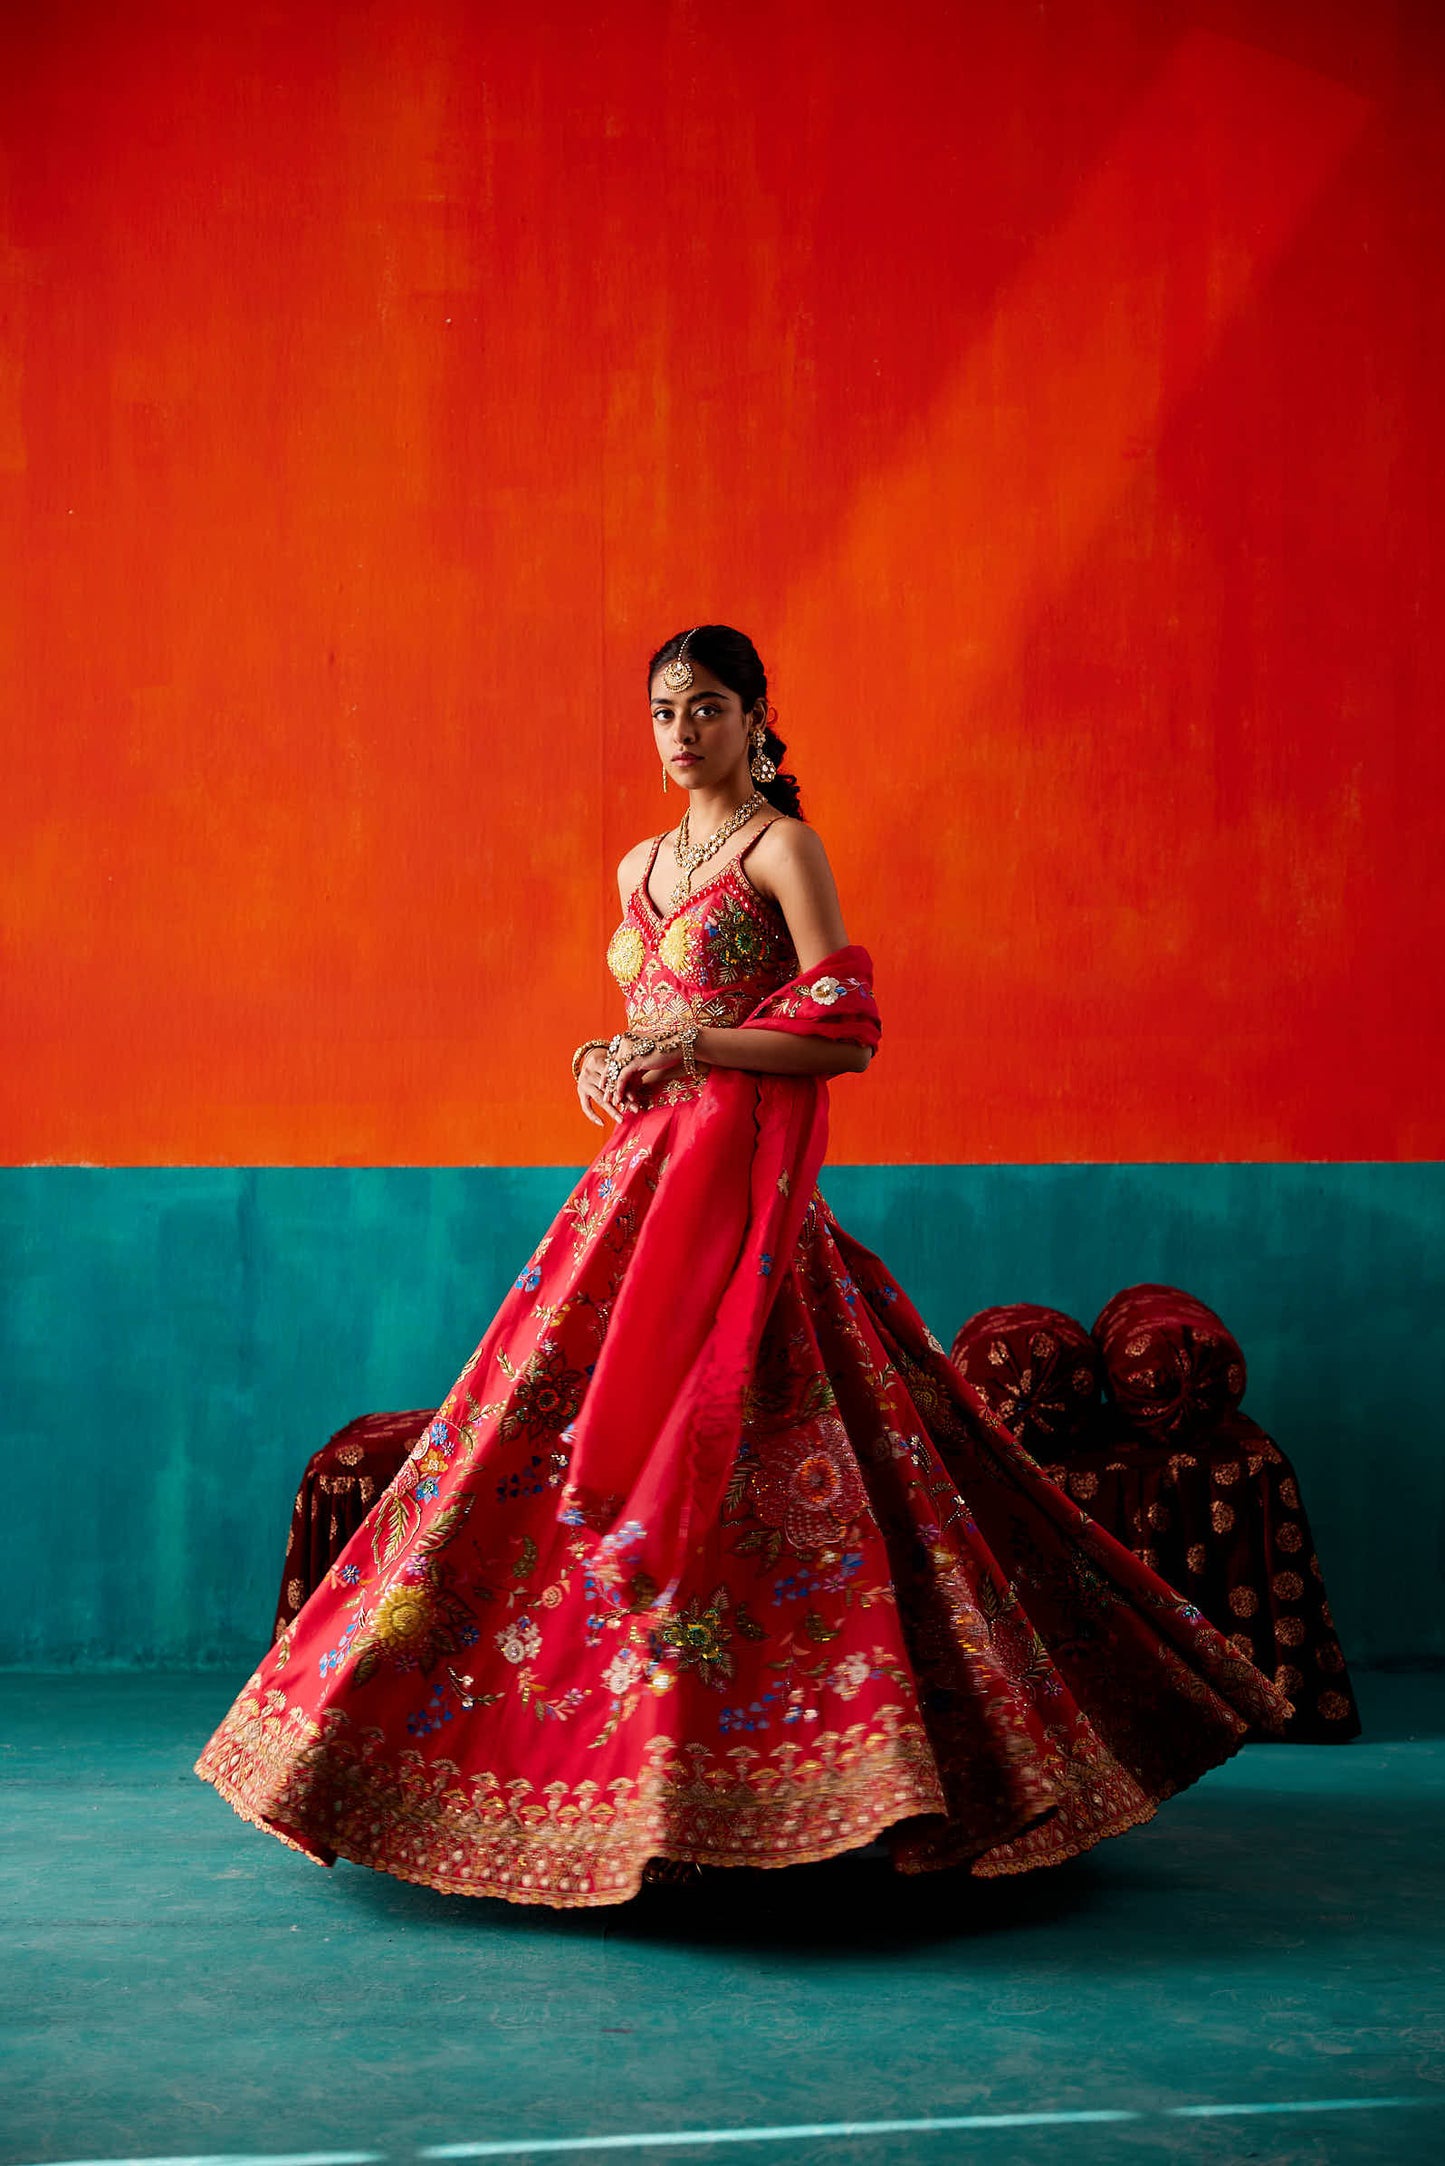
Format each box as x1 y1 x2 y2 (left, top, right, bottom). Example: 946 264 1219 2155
668 791 768 912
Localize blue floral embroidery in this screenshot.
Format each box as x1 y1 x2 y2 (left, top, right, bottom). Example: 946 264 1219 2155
772 1551 864 1607
496 1453 550 1502
759 1253 773 1276
408 1680 455 1737
318 1618 360 1676
415 1476 439 1501
720 1688 781 1735
514 1264 542 1292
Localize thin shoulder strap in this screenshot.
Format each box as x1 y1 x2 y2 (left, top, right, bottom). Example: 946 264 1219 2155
644 831 667 880
736 812 785 867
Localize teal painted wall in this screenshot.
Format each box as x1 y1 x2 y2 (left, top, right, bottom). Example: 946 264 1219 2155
2 1165 1439 1668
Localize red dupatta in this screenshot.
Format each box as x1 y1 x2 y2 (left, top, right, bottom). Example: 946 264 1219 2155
557 944 881 1596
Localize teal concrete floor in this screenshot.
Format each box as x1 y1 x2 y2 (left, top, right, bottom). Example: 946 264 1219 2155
2 1672 1442 2166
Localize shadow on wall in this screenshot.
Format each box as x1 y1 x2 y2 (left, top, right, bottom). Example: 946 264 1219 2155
0 1163 1439 1668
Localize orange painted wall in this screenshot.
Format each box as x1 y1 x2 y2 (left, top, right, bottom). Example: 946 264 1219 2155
2 0 1440 1166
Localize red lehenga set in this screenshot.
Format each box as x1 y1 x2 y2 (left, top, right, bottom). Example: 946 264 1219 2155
197 822 1293 1907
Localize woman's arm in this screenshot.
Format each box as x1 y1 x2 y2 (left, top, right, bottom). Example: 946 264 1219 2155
693 1024 871 1077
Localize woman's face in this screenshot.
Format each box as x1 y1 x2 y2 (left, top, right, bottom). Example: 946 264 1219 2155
650 662 762 790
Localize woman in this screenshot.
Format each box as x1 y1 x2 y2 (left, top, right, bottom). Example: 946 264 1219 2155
196 624 1291 1907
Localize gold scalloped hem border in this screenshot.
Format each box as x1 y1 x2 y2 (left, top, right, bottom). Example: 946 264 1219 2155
195 1705 1268 1907
194 1749 955 1908
953 1711 1256 1879
194 1756 338 1866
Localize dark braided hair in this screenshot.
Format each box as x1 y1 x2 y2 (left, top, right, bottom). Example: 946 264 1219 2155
647 625 804 820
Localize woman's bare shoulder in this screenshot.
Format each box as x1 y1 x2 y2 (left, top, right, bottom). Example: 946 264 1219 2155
747 815 833 885
747 815 848 953
616 832 662 903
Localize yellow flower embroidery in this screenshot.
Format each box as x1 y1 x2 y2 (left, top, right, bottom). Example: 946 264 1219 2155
606 925 644 985
371 1578 437 1653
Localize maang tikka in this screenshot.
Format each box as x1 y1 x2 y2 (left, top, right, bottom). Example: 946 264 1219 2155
661 628 697 692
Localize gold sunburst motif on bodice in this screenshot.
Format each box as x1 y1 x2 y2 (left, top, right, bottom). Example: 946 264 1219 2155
606 924 645 986
659 915 696 977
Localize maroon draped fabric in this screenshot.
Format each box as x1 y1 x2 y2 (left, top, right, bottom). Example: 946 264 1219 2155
273 1411 435 1640
950 1303 1104 1454
1039 1410 1359 1741
1094 1282 1248 1446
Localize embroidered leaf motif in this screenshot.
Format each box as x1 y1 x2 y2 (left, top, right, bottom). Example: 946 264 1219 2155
798 1374 838 1420
371 1490 420 1572
804 1610 841 1644
628 1571 659 1612
735 1603 768 1642
415 1497 473 1560
734 1527 783 1571
497 1349 518 1378
352 1643 381 1686
513 1535 539 1580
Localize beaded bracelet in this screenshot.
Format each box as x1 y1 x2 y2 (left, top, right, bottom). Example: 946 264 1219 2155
652 1022 700 1080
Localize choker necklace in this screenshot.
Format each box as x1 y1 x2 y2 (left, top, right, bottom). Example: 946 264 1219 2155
669 791 768 912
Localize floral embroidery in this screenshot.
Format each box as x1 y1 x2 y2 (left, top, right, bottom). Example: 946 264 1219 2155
650 1586 736 1688
496 1615 543 1666
346 1557 481 1684
752 1414 867 1553
500 1340 585 1441
758 973 872 1019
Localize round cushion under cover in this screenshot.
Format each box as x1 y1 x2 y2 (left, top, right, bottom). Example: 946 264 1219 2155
949 1303 1103 1452
1092 1282 1246 1445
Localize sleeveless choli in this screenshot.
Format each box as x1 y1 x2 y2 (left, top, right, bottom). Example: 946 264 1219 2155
196 829 1291 1908
605 826 800 1078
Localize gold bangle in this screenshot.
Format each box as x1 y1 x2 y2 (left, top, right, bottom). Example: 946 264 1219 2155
571 1037 609 1081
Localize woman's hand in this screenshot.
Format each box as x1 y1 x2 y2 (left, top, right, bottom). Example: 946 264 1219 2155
577 1033 679 1123
610 1037 684 1109
575 1046 621 1128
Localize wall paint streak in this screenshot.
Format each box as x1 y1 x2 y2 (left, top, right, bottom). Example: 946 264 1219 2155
1 2 1441 1163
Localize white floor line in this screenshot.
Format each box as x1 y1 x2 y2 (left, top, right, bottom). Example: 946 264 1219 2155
421 2096 1430 2157
426 2122 1143 2157
16 2156 385 2166
18 2101 1432 2166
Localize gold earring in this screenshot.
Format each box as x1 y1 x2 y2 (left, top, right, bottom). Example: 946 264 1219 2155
749 728 777 785
662 763 670 791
